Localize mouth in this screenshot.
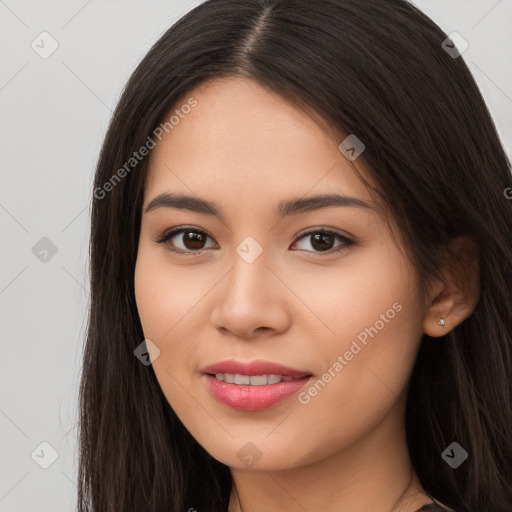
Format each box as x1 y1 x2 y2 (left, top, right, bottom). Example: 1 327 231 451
199 359 312 380
205 372 309 385
201 373 313 412
199 359 314 411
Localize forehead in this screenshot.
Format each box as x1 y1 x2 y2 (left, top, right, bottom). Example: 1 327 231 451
144 76 375 213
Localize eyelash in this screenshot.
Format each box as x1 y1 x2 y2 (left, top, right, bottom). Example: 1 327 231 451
154 226 355 257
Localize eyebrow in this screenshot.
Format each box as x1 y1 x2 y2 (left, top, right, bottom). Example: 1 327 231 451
144 192 373 218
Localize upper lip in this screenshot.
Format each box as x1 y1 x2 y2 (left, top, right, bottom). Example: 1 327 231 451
200 359 313 378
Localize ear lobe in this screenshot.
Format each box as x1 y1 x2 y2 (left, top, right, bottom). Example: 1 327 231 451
422 236 480 337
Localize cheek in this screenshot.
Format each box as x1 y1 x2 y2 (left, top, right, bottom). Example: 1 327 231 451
134 241 215 385
134 241 205 340
277 232 421 358
284 306 424 470
134 246 206 422
284 243 424 438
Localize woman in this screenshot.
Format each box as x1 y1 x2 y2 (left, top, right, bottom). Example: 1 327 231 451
78 1 512 511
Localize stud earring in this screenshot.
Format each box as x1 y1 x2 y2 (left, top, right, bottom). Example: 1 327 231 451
437 317 446 327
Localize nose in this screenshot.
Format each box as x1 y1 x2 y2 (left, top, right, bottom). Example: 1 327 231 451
210 247 291 340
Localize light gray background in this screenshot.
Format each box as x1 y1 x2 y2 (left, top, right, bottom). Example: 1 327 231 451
1 1 511 510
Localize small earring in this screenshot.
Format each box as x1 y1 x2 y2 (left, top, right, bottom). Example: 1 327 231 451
437 317 446 327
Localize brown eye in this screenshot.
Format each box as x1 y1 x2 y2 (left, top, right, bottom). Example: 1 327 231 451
180 230 207 250
156 227 216 254
292 229 354 254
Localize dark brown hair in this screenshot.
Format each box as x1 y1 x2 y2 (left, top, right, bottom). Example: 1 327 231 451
78 0 512 510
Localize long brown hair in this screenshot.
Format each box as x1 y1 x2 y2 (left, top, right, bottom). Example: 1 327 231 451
78 0 512 510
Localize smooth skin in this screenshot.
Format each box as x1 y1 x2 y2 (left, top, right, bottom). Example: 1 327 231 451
134 76 479 512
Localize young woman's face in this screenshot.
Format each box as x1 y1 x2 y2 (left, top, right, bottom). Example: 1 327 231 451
134 76 429 470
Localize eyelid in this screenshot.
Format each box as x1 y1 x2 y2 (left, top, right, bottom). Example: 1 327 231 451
294 226 355 242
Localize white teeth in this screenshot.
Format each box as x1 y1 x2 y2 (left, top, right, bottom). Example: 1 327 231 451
212 373 298 385
249 375 268 385
234 374 250 385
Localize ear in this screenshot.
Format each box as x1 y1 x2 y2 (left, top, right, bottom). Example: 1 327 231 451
422 236 480 337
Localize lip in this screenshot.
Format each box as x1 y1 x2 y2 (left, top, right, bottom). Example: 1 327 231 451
199 359 312 379
200 359 314 412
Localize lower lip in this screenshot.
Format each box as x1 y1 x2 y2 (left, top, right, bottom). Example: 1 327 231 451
202 374 313 411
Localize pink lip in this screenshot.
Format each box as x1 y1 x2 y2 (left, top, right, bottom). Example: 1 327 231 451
199 359 312 378
200 359 314 411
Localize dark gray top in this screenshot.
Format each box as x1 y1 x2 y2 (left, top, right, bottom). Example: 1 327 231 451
417 502 454 511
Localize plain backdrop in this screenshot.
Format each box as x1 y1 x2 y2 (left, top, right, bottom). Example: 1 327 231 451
1 1 511 510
